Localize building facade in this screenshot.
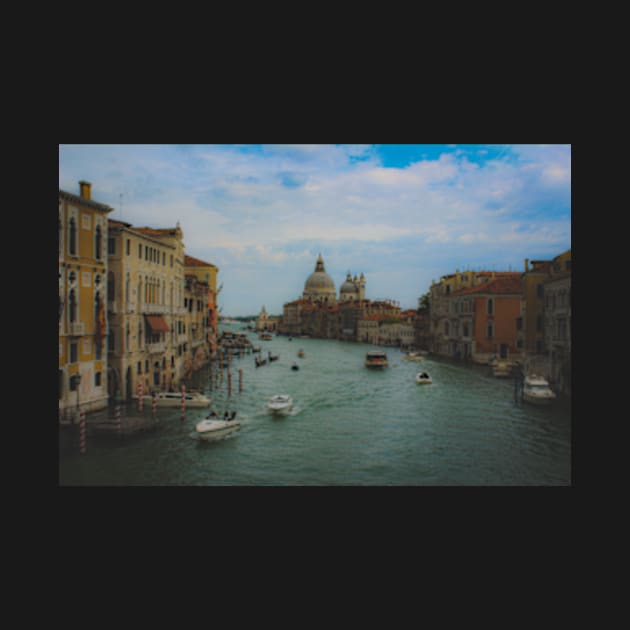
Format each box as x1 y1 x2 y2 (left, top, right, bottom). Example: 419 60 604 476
59 182 114 420
429 270 523 363
106 220 188 400
184 255 219 353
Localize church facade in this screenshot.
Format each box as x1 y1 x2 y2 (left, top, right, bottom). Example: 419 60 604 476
279 254 414 346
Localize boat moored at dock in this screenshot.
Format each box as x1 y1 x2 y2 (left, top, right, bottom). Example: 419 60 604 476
522 375 556 405
133 390 211 408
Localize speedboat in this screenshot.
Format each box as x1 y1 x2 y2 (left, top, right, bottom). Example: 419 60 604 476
195 411 240 441
403 351 424 362
416 371 432 384
259 332 273 340
133 390 211 408
297 349 305 358
365 350 388 368
268 395 293 413
522 375 556 405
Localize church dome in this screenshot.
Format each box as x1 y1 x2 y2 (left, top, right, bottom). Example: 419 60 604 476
303 254 336 300
340 273 359 294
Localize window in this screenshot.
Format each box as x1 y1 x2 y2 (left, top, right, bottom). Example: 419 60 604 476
126 239 130 255
138 243 142 258
487 298 494 315
95 372 102 387
137 361 142 375
95 225 103 259
537 284 544 298
70 342 78 363
69 217 77 255
107 235 115 256
486 322 494 338
516 317 523 330
68 289 77 323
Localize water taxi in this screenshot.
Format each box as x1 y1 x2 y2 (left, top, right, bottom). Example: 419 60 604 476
133 390 211 408
268 395 293 413
365 350 388 368
522 375 556 405
416 371 432 385
195 411 240 441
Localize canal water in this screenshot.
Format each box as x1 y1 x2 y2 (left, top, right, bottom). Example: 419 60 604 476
59 328 572 485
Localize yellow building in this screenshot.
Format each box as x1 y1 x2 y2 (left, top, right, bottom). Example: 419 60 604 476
59 182 114 421
107 220 190 399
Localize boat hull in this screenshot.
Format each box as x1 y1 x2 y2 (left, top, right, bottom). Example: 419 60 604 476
195 420 241 441
522 393 556 405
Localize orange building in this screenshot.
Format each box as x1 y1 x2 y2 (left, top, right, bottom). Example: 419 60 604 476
450 274 523 363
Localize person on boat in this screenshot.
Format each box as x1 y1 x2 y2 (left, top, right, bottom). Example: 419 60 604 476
230 411 237 421
208 410 217 418
224 411 230 421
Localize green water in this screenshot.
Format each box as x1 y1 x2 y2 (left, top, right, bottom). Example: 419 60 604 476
59 330 571 485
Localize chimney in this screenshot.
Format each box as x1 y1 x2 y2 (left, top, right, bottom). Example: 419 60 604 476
524 258 529 272
79 180 92 200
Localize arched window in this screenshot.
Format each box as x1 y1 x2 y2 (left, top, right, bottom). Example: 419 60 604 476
69 217 76 255
95 225 102 260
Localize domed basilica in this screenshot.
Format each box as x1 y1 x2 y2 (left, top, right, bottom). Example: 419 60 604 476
302 254 365 304
279 253 406 341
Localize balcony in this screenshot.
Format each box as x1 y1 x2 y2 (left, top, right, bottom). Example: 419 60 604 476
147 341 166 354
69 322 85 336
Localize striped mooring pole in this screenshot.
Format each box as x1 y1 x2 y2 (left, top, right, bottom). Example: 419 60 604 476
181 384 186 420
79 410 87 454
152 391 157 417
138 381 143 412
239 368 243 393
115 405 121 435
228 369 232 396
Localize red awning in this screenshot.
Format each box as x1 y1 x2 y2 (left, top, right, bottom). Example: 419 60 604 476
144 315 170 334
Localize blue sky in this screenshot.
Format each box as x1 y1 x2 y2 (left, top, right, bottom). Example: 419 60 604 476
59 144 571 316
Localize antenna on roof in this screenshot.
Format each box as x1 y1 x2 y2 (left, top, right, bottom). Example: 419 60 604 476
119 193 123 222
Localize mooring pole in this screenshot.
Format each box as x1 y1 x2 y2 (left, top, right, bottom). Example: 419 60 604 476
79 410 87 454
239 368 243 393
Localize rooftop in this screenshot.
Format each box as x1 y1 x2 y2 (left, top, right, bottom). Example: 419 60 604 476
451 274 522 296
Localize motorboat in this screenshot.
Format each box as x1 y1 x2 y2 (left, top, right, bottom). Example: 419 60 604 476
268 395 293 413
291 363 300 371
133 390 211 408
259 332 273 340
254 355 267 367
268 353 279 362
492 359 512 377
403 351 424 362
297 349 305 358
365 350 388 368
522 375 556 405
195 411 241 441
416 371 433 384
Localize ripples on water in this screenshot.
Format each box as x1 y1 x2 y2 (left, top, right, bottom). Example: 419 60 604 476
59 331 571 486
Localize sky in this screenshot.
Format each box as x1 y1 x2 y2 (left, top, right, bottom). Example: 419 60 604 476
59 144 571 316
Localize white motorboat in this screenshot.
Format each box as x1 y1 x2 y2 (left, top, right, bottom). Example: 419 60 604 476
195 412 241 441
268 395 293 413
403 351 424 362
133 390 211 408
492 359 512 377
522 375 556 405
365 350 388 368
416 371 433 385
